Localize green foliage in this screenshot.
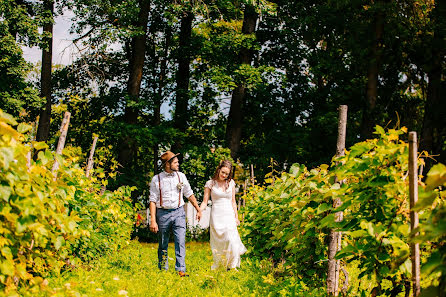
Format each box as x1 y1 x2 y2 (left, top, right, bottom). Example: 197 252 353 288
241 163 332 287
2 0 445 201
241 126 442 295
195 16 275 93
0 111 135 296
185 224 210 242
331 127 412 295
0 26 41 118
67 175 135 263
414 163 446 296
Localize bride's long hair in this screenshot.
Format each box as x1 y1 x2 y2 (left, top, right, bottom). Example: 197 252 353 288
211 160 233 190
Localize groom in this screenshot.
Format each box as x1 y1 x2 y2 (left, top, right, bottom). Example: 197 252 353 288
149 151 202 277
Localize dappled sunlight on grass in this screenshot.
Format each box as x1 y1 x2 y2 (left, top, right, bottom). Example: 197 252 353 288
43 241 273 296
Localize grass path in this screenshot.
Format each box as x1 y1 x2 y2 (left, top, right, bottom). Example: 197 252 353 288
41 241 436 297
43 241 283 297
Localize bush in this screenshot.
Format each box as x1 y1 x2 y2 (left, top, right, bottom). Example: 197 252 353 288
240 126 445 295
0 110 135 295
186 224 210 242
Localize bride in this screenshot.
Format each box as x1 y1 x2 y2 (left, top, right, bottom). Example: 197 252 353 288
200 160 246 270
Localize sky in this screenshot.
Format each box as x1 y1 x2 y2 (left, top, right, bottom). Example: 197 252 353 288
22 9 77 66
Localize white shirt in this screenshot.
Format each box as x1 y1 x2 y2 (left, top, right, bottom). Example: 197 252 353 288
149 171 194 209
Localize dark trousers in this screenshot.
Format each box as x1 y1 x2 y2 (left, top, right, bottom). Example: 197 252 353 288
156 207 186 272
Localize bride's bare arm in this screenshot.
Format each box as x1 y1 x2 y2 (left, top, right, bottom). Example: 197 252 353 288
200 187 211 211
231 181 240 225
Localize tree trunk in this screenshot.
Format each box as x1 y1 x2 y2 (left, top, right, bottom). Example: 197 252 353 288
225 4 258 159
36 0 53 142
86 135 98 178
118 0 150 167
172 9 193 152
360 5 384 140
409 132 421 297
327 105 348 296
421 0 446 170
153 27 171 174
52 111 71 179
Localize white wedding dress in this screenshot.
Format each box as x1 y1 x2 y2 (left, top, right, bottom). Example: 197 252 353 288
205 179 247 270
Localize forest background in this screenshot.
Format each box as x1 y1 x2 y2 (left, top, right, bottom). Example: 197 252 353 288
1 0 445 206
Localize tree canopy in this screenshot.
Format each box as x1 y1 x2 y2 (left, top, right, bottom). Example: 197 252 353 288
1 0 445 201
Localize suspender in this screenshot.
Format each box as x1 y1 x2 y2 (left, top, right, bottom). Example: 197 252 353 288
158 172 182 208
158 175 163 207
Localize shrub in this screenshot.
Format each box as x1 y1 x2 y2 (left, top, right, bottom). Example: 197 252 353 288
0 110 135 295
240 126 445 295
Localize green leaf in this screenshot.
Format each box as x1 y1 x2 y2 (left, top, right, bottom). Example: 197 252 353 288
289 163 305 176
335 245 356 259
0 147 14 170
397 224 409 236
17 123 32 133
374 125 386 136
0 259 14 276
1 247 12 260
399 258 412 274
33 141 49 150
55 236 64 250
349 230 367 238
0 111 18 126
413 190 437 211
319 214 335 227
38 149 53 165
335 200 352 212
425 163 446 191
317 203 331 214
349 142 371 158
0 185 12 202
68 220 77 231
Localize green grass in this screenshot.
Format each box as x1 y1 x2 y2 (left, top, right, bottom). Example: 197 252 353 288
42 240 426 296
42 241 285 297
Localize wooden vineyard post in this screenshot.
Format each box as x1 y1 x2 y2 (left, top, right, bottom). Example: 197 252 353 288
327 105 347 296
26 149 32 171
85 135 98 178
52 111 71 179
409 132 420 297
26 120 38 171
241 179 248 221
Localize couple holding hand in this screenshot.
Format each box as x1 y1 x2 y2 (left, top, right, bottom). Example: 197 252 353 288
149 151 246 277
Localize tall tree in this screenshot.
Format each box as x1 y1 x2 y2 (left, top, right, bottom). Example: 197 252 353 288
421 0 446 167
153 25 171 173
36 0 54 142
225 4 258 159
360 1 387 139
172 8 193 151
0 0 41 118
118 0 151 167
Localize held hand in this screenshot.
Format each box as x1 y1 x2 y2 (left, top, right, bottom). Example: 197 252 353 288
150 220 158 233
235 218 240 226
196 210 202 221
